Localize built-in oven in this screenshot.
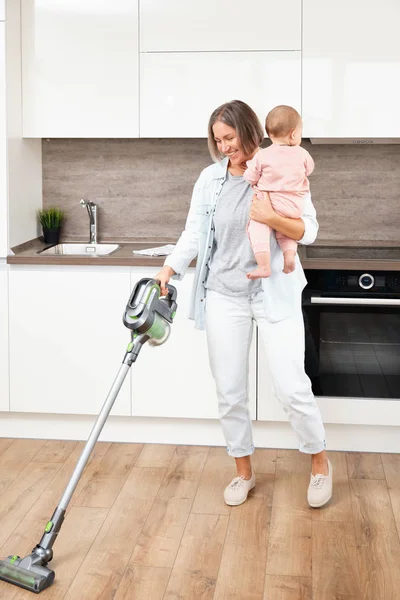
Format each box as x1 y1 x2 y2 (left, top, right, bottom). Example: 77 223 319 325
303 270 400 399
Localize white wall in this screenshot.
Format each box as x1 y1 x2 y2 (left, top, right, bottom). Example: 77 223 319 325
6 0 42 250
0 23 7 256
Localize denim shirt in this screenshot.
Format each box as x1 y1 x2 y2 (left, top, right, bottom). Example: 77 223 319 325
165 157 318 330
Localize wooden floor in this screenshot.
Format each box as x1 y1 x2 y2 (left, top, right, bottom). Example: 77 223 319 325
0 440 399 599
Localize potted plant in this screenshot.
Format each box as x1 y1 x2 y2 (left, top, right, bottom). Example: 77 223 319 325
38 207 64 245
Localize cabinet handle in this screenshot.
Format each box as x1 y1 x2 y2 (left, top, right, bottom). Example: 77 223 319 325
310 296 400 306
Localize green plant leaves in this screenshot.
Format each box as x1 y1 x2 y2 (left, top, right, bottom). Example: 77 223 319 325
38 208 64 230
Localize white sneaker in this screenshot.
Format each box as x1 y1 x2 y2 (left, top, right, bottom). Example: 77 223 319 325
307 459 333 508
224 472 256 506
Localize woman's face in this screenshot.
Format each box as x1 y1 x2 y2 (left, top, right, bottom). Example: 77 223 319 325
212 121 248 167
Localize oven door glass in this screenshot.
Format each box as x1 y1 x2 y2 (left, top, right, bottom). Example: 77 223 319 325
319 309 400 398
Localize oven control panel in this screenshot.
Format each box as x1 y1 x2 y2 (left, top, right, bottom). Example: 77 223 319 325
304 270 400 295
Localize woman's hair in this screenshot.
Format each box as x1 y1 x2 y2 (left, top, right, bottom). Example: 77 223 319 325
265 105 301 138
207 100 264 162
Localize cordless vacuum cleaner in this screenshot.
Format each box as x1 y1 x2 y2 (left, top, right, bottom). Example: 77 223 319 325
0 278 177 594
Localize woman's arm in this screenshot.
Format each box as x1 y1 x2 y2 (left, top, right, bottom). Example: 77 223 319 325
249 192 318 244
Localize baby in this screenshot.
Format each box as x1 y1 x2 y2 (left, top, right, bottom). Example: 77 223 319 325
243 105 314 279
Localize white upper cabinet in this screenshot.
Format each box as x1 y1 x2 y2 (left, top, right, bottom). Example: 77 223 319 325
140 0 301 52
0 23 7 257
140 51 301 137
303 0 400 138
21 0 139 137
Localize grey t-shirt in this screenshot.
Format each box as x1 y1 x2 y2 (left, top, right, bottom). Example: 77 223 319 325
205 171 263 296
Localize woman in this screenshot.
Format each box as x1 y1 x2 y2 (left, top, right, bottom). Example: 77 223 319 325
155 100 332 508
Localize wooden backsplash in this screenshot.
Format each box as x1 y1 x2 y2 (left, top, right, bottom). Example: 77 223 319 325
42 139 400 244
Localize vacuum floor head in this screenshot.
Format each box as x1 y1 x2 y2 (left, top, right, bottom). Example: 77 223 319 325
0 559 54 594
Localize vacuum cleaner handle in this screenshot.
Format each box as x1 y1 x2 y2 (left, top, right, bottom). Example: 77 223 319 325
154 278 177 302
165 283 177 302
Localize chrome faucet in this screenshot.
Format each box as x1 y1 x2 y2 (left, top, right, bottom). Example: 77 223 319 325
80 199 97 244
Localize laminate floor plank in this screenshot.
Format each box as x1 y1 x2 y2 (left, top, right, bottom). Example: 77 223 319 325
266 450 311 578
263 575 312 600
73 442 143 508
381 453 400 539
350 478 400 600
346 451 385 480
0 440 47 496
312 521 362 599
163 513 229 599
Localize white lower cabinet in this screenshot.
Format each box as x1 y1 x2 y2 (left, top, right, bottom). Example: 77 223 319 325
131 268 257 419
140 52 301 137
9 267 131 415
0 266 9 411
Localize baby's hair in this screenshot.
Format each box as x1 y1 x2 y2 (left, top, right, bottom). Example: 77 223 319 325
265 105 301 138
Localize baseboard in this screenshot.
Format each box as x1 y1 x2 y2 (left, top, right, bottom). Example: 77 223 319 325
0 412 399 453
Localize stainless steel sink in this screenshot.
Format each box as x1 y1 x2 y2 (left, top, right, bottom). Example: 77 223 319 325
37 243 120 256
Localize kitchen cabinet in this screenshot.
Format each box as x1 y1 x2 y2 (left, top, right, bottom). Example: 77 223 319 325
0 22 7 257
140 51 301 137
140 0 301 52
9 267 131 415
21 0 139 137
130 267 257 419
0 266 9 411
303 0 400 137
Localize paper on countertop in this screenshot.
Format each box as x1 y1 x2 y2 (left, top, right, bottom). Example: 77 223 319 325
133 244 175 256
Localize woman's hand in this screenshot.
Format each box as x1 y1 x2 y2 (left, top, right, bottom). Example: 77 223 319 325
249 191 276 226
250 191 306 241
154 265 176 296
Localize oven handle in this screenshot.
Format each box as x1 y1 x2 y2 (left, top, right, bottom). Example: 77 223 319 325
310 296 400 306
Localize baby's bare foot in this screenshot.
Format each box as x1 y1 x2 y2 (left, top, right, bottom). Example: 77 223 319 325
283 256 296 274
247 267 271 279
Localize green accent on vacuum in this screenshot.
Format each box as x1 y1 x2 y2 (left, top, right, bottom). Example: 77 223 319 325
171 311 176 319
127 341 134 352
147 312 169 342
45 521 53 533
0 563 36 587
129 315 138 320
10 556 19 564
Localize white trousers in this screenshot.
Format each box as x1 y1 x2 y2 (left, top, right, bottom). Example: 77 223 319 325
205 289 326 457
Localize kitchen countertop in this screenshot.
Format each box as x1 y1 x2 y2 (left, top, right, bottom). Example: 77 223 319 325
8 237 400 271
7 238 181 267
